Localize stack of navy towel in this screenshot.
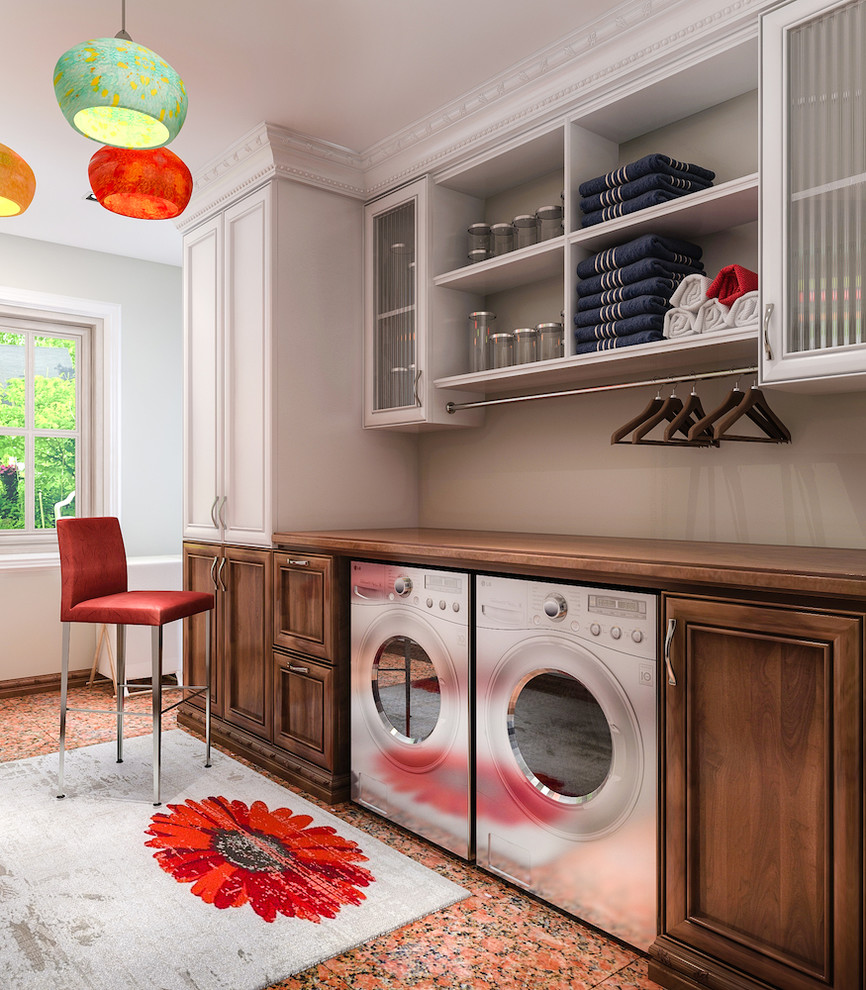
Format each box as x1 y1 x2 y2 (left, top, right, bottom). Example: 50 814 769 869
579 154 715 228
574 233 705 353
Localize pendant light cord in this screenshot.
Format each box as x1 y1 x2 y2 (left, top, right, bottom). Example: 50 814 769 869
115 0 132 40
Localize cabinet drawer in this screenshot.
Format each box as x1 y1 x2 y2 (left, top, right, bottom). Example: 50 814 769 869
273 552 335 659
273 651 334 771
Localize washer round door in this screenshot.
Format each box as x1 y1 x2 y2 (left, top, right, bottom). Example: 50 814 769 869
482 635 644 840
354 609 466 773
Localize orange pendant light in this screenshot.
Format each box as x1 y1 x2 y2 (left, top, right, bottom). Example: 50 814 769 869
0 143 36 216
88 145 192 220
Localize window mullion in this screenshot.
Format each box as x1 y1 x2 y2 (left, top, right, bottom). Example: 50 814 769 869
24 333 34 533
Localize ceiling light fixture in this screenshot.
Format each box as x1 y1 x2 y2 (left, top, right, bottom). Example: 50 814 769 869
0 143 36 216
53 0 187 149
88 145 192 220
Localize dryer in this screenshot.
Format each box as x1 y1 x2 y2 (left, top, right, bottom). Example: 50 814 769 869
350 560 472 859
475 574 658 950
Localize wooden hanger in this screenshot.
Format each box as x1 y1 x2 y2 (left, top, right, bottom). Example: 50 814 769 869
631 387 685 444
686 382 747 442
611 388 665 444
663 384 717 446
710 384 791 443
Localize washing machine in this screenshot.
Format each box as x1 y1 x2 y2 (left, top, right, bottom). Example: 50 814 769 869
475 574 658 950
350 560 472 859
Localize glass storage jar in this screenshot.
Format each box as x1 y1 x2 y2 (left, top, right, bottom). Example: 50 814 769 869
469 311 496 373
512 327 538 364
537 322 564 361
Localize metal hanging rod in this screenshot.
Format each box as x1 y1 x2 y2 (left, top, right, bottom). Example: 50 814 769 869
445 365 759 414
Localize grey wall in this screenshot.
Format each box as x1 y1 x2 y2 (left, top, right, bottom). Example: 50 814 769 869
0 232 182 556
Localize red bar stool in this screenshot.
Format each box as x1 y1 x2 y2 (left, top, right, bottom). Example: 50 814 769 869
56 516 214 805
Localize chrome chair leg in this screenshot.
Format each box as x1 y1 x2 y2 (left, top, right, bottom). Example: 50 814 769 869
116 625 126 763
152 625 163 806
57 622 70 798
204 610 212 768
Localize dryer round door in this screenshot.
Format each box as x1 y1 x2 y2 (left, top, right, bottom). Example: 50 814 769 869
482 635 644 840
354 609 464 773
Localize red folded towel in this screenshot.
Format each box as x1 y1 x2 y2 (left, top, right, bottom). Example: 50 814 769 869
707 264 759 308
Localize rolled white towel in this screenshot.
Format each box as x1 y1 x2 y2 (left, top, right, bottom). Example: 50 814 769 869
694 297 730 333
664 307 698 338
669 273 710 311
725 290 760 327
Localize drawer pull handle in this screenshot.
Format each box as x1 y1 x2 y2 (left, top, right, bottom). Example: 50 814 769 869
664 618 677 686
288 558 309 566
287 664 309 674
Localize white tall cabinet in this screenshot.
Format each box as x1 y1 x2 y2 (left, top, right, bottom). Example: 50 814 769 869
183 186 272 546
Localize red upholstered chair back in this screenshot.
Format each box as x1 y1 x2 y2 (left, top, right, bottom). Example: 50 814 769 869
57 516 128 621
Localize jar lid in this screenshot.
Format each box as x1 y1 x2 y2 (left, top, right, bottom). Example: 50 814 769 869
512 327 537 337
489 332 514 340
469 311 496 318
536 322 563 331
490 223 514 233
468 249 491 259
513 214 538 226
468 222 491 233
536 205 563 219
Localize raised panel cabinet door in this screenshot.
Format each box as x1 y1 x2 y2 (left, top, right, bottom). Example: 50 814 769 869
273 652 333 771
273 552 333 659
182 542 222 718
656 596 862 990
222 186 272 546
183 216 224 542
221 546 273 739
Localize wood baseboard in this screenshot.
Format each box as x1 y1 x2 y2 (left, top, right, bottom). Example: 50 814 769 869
178 705 351 805
0 668 98 699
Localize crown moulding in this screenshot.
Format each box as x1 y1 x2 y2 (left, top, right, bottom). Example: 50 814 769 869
177 0 775 229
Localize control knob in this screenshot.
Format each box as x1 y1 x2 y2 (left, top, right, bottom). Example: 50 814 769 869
542 593 567 620
394 576 413 597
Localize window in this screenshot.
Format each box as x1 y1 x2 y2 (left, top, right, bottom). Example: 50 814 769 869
0 289 118 559
0 318 87 535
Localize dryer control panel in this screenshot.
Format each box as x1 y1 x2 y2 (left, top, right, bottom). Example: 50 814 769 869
351 561 469 625
476 574 657 661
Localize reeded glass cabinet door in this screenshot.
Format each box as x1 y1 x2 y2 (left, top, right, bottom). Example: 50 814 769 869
364 178 428 427
762 0 866 387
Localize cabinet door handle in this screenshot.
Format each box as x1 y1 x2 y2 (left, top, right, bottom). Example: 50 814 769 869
217 556 227 592
288 558 309 566
218 496 227 529
663 618 677 686
209 496 219 528
286 664 309 674
413 368 422 407
210 555 219 590
762 303 774 361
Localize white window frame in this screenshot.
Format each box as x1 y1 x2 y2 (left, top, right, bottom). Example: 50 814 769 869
0 287 119 568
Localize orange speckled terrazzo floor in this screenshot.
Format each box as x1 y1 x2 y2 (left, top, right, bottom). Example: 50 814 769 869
0 682 660 990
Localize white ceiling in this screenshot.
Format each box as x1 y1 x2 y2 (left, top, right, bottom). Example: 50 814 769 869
2 0 627 267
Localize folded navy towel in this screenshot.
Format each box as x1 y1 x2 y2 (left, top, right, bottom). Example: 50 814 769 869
574 295 670 327
578 154 716 197
574 314 666 343
579 173 713 213
576 234 703 279
574 329 664 353
576 275 682 306
577 257 705 297
581 190 694 227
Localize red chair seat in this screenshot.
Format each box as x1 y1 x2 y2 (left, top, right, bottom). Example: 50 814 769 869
65 590 214 626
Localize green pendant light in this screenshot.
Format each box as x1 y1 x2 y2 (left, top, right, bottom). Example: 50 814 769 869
53 1 187 149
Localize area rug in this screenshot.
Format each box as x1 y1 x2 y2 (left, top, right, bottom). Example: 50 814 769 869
0 730 469 990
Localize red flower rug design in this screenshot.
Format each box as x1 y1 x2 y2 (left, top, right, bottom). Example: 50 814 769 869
145 795 375 923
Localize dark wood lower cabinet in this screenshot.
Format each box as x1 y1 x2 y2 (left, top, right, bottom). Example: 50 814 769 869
180 542 349 805
649 595 863 990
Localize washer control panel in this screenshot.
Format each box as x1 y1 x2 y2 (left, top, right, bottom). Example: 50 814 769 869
477 574 657 660
351 561 469 623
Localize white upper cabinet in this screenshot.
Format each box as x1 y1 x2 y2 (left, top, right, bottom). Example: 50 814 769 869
364 177 483 429
761 0 866 389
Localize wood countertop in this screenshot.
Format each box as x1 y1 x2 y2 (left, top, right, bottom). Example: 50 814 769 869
272 528 866 601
